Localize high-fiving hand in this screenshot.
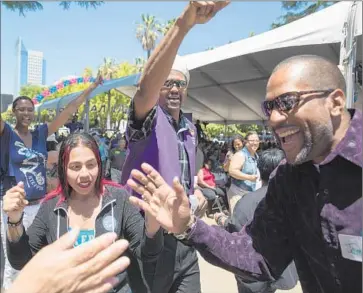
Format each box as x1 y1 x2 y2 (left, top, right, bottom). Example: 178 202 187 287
127 163 192 235
7 230 130 293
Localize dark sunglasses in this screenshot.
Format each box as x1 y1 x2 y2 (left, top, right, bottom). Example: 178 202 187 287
163 79 187 89
261 89 335 117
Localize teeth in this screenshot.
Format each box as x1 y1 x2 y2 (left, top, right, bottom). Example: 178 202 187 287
279 129 299 138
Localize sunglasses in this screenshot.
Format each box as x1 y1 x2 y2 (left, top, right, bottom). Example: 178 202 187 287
261 89 335 117
163 79 187 89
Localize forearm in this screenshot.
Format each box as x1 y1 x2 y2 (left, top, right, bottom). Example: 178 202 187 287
134 18 192 119
62 85 95 116
188 219 276 282
199 180 214 189
7 224 24 243
6 226 32 270
229 170 253 181
141 227 164 261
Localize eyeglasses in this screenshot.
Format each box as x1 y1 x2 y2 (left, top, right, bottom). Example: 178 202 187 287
162 79 187 89
247 140 260 144
261 89 335 117
15 107 34 113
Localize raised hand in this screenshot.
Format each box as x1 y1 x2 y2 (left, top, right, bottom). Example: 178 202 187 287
127 163 192 234
3 182 28 223
7 229 130 293
180 1 230 29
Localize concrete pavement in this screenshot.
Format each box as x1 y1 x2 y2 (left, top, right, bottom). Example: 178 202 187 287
198 216 303 293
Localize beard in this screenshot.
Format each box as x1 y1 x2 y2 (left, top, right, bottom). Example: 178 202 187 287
292 121 333 165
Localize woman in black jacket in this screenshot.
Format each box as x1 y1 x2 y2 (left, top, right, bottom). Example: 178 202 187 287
3 133 163 293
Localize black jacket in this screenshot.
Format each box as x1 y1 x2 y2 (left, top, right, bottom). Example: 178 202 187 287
6 184 163 293
224 186 298 292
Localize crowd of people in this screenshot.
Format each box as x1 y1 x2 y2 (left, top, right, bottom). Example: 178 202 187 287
0 1 361 293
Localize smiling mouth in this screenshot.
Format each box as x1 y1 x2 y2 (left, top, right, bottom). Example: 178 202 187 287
278 129 300 144
78 182 91 189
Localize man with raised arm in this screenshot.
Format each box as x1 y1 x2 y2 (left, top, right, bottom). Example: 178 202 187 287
121 2 230 292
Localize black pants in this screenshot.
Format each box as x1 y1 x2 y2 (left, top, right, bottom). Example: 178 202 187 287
150 234 201 293
200 187 225 201
236 277 276 293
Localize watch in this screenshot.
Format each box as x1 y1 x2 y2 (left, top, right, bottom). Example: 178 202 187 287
174 215 197 240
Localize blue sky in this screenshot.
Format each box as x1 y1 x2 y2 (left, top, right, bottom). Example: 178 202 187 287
1 1 284 95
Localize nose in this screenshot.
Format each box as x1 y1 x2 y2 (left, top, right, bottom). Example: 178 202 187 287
170 84 179 93
79 166 90 178
268 109 288 128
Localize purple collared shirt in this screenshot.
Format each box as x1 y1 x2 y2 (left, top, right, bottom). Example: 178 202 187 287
188 109 362 293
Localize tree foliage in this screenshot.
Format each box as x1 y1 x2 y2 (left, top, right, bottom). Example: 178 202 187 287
2 61 137 129
271 1 338 28
158 18 177 36
136 14 161 59
203 123 264 140
2 1 104 16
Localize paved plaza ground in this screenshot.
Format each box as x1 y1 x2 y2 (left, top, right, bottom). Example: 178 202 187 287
199 217 303 293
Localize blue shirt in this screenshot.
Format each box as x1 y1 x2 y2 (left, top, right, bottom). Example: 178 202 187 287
68 228 95 247
6 123 48 200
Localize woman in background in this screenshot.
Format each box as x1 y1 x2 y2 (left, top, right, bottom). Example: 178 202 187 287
0 76 103 290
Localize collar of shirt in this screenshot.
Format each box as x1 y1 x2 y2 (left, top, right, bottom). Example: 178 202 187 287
320 109 362 167
161 108 190 133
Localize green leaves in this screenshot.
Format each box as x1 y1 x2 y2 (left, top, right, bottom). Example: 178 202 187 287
271 1 338 28
2 1 104 16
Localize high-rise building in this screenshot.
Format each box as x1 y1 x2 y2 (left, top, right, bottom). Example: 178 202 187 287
15 37 46 96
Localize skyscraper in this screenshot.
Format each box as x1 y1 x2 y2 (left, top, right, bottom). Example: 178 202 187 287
15 37 46 96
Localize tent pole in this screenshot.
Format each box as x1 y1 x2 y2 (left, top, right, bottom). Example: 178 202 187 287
84 97 90 133
340 1 358 109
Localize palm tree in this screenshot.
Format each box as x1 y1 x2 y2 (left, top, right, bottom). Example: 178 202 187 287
2 1 104 16
135 57 146 73
136 14 160 59
271 1 338 28
98 58 118 130
158 18 177 36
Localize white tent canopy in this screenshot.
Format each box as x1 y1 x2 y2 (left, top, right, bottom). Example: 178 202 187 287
181 1 362 124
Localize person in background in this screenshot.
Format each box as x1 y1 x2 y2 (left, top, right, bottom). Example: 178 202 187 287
121 2 229 292
228 131 260 213
127 54 362 293
214 148 298 293
197 158 226 217
223 135 244 173
64 115 83 134
3 133 163 293
194 120 204 141
0 76 103 290
107 137 127 184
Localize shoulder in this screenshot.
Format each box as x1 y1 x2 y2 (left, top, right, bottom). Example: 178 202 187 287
39 196 60 213
104 184 130 203
1 122 13 137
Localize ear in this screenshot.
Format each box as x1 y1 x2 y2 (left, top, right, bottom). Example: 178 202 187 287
328 89 346 117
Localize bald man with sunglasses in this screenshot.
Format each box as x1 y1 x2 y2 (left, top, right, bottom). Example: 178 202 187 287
121 2 229 293
128 55 362 293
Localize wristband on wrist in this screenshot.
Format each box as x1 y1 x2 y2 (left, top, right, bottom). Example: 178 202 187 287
7 213 24 227
174 215 196 240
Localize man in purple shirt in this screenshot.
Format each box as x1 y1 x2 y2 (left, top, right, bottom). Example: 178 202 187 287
128 55 362 293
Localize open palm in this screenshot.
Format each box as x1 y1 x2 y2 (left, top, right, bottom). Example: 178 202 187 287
127 163 192 234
